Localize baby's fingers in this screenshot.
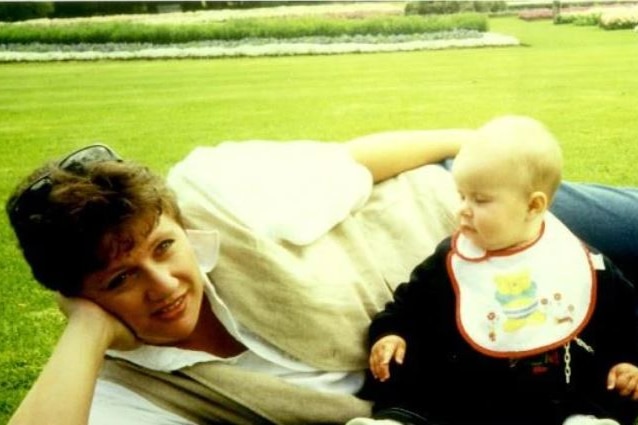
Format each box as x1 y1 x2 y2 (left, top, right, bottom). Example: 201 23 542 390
370 345 394 381
394 343 406 365
369 336 406 382
619 373 638 398
607 363 638 399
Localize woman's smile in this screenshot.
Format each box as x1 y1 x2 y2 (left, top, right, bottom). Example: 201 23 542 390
152 293 188 321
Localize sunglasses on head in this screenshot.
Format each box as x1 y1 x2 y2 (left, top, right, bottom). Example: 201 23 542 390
8 144 122 221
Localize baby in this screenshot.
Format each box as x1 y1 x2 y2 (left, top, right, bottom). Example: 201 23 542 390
349 116 638 425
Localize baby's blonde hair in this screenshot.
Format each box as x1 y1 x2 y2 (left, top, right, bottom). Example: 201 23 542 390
476 115 563 202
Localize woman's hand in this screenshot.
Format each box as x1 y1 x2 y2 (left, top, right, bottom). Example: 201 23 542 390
56 294 139 351
369 334 407 382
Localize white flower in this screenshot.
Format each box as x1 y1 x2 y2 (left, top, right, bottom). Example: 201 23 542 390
0 33 520 62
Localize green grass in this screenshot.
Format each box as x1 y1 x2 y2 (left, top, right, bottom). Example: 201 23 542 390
1 16 637 422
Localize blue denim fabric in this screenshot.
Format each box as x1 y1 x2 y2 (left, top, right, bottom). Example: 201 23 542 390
552 182 638 286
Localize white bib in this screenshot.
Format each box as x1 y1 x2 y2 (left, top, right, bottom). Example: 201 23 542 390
448 213 597 358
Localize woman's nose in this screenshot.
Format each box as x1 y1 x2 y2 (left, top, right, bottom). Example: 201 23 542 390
145 265 179 302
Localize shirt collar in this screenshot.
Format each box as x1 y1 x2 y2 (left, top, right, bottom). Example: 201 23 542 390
185 228 220 273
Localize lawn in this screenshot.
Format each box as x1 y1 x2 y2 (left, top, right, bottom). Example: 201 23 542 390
1 15 637 421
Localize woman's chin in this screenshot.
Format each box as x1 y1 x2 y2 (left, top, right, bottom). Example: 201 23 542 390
136 318 200 347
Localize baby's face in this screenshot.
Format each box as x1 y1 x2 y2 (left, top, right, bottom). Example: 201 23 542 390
452 150 533 252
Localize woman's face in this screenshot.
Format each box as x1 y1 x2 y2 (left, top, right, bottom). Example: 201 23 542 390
81 214 205 346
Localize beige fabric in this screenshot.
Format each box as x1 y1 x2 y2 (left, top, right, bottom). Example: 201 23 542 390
102 357 372 425
170 163 459 370
101 359 266 425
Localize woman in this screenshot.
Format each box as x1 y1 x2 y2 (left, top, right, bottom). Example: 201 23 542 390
5 125 638 425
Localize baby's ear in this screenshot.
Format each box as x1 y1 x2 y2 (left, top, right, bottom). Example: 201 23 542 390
527 191 548 217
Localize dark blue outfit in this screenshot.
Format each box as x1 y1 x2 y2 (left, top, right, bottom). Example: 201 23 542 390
363 237 638 425
358 172 638 425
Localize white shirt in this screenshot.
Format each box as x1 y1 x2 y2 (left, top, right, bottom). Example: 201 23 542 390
89 141 371 425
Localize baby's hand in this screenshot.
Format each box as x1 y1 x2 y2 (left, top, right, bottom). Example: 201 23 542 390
607 363 638 400
369 335 406 382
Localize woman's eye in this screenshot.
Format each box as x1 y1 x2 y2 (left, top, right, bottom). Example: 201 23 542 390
157 239 175 255
106 273 129 291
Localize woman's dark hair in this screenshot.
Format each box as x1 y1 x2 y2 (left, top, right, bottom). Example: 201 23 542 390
6 160 183 296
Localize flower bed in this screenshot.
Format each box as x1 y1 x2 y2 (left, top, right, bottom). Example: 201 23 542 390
599 5 638 28
0 2 522 62
0 31 520 62
518 8 554 21
555 4 638 28
15 2 406 26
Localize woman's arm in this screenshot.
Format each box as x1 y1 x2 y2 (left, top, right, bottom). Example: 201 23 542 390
345 129 477 183
9 298 137 425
